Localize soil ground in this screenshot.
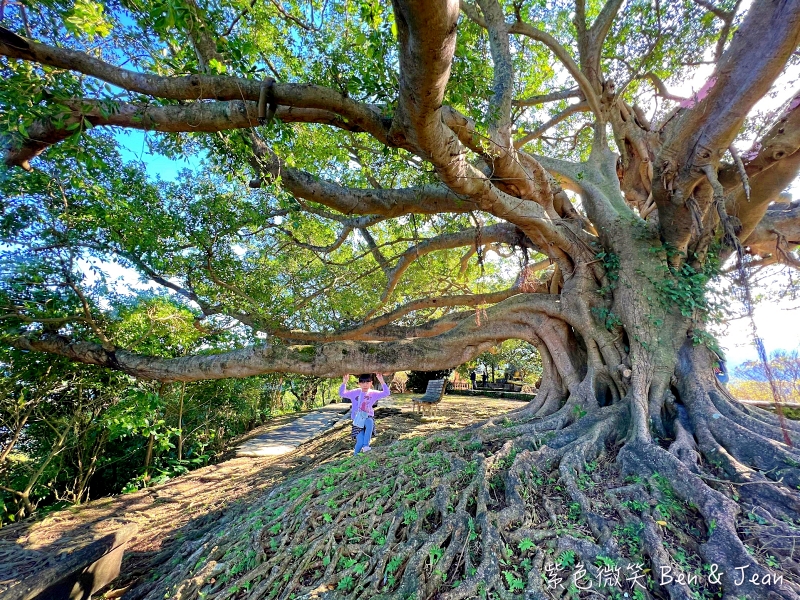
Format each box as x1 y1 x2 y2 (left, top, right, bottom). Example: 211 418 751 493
0 394 525 598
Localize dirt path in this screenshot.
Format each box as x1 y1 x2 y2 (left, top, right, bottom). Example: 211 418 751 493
0 394 526 597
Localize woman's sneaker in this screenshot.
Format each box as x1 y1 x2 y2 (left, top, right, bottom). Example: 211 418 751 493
362 446 372 452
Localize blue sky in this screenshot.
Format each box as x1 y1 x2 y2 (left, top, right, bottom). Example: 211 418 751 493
115 129 196 181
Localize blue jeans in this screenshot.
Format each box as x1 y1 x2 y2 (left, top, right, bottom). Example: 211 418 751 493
354 417 375 455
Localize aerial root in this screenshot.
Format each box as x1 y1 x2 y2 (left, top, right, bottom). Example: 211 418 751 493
693 417 800 521
712 383 800 434
639 515 695 600
498 393 596 440
704 413 800 488
604 483 698 599
691 418 800 580
708 389 800 445
557 406 626 543
680 381 800 486
129 387 800 600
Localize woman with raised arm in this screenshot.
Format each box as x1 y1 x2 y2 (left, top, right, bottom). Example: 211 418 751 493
339 373 389 455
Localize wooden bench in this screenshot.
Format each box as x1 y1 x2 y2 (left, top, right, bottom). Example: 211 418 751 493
412 379 446 416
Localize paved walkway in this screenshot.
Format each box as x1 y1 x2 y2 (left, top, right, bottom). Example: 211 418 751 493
236 403 350 457
234 394 417 457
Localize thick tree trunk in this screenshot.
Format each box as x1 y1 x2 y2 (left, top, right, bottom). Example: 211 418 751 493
3 0 800 596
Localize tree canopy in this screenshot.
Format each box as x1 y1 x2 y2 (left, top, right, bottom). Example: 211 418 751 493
0 0 800 380
3 0 800 597
0 0 798 383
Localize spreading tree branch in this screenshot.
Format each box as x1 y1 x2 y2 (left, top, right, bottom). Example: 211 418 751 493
513 88 582 108
248 133 476 217
380 223 526 301
0 27 391 144
508 20 602 118
652 0 800 252
11 293 562 381
3 99 369 169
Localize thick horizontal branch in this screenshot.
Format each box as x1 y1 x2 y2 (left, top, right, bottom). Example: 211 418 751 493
514 101 590 149
719 95 800 241
731 94 800 180
637 72 689 103
249 133 476 217
4 99 365 169
0 27 390 143
11 293 562 381
355 311 473 341
513 88 582 107
743 203 800 263
729 149 800 243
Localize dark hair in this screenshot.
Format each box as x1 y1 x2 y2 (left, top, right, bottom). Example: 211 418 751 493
358 373 373 382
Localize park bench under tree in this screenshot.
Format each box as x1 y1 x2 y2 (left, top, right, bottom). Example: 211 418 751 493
411 379 446 416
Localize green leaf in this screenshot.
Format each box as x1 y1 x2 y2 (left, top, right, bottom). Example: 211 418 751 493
518 538 535 553
64 0 113 40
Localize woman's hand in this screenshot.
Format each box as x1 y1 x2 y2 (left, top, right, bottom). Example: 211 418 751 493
376 373 386 382
342 374 349 384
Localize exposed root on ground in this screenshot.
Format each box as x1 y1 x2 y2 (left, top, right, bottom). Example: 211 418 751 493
126 376 800 600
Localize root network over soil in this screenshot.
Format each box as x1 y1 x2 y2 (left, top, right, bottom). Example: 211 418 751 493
126 383 800 600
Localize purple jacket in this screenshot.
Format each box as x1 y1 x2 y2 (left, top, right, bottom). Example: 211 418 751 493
339 384 390 419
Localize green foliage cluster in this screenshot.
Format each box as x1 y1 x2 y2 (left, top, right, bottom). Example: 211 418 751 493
591 306 622 331
645 243 722 320
0 0 560 359
0 300 335 524
595 249 621 293
0 0 757 385
456 339 543 385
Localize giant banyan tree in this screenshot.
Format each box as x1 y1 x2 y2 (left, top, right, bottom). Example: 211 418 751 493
2 0 800 597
